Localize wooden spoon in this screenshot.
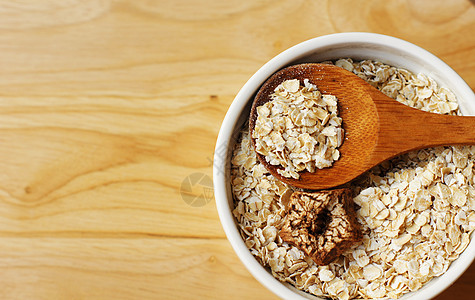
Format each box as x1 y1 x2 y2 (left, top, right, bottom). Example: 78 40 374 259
249 63 475 190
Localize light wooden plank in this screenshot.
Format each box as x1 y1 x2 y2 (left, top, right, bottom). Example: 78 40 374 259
0 237 277 300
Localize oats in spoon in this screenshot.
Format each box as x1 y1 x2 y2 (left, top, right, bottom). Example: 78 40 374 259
252 79 344 179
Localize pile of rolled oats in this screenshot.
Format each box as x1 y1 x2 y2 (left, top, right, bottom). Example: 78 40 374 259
252 79 344 179
231 59 475 299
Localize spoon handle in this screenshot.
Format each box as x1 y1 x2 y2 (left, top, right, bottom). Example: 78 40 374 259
375 97 475 161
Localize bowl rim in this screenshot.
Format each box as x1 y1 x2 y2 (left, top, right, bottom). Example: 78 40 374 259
214 32 475 300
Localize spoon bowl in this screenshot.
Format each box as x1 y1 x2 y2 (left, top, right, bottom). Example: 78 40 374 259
249 63 475 190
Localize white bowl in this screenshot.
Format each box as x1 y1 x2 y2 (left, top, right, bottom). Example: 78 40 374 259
214 32 475 300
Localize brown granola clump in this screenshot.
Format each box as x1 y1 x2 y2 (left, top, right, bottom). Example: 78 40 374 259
280 189 362 265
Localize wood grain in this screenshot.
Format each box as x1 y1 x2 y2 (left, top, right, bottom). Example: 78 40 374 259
0 0 474 299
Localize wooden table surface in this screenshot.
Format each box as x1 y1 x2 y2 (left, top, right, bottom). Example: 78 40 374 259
0 0 474 299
